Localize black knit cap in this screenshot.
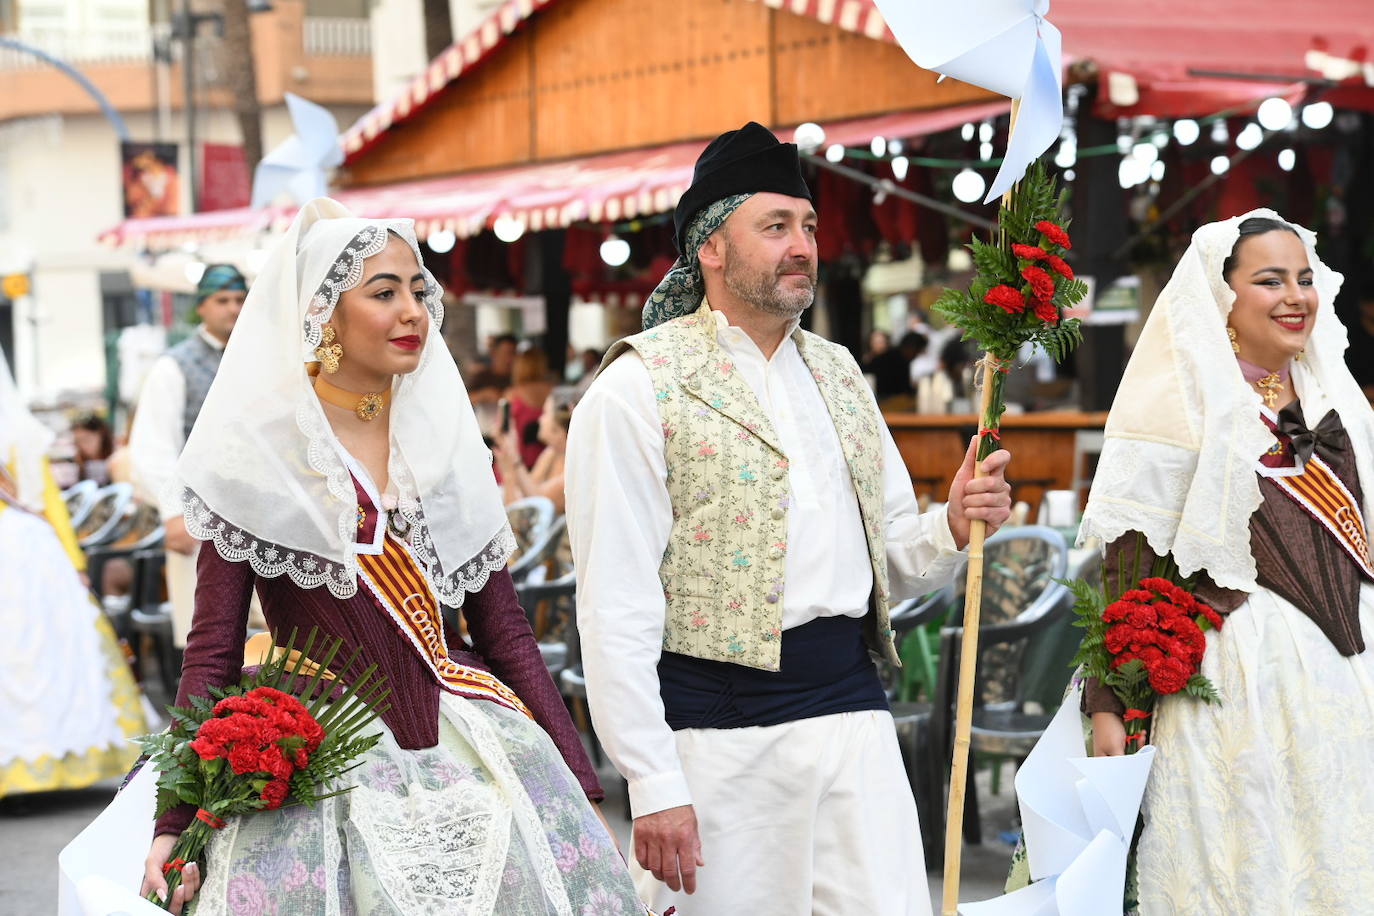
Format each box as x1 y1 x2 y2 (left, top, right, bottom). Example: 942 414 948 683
672 121 813 253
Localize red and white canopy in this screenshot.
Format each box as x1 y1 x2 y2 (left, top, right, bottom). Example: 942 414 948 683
100 101 1010 249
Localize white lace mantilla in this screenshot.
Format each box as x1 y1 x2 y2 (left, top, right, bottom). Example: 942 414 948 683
301 224 445 357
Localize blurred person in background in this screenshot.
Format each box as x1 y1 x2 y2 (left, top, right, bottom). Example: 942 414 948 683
1341 274 1374 401
71 411 115 486
0 348 147 799
128 264 247 650
861 328 891 366
494 386 578 512
505 346 555 468
866 330 926 407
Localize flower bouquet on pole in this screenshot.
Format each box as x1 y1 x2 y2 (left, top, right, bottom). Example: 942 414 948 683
135 628 390 910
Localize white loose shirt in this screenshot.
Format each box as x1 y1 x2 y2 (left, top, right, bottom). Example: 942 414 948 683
128 327 224 519
566 309 965 818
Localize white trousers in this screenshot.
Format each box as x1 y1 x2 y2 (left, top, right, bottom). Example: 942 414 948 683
166 546 264 648
632 709 932 916
166 547 198 648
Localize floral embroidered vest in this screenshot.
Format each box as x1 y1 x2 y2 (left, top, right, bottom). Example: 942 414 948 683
605 301 897 672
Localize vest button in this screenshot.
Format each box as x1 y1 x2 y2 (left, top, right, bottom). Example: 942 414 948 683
770 507 784 520
765 593 779 603
768 547 783 560
770 466 785 480
687 375 702 391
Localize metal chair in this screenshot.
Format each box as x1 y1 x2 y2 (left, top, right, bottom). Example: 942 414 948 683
62 479 99 529
509 514 569 584
929 524 1073 844
885 585 958 868
75 483 135 549
127 548 179 699
505 496 556 567
515 569 576 667
85 502 164 602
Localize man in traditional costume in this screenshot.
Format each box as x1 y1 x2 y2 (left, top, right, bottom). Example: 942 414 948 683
129 265 247 648
567 122 1013 914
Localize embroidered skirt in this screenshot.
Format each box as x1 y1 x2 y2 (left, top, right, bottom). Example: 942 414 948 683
190 694 642 916
1135 584 1374 914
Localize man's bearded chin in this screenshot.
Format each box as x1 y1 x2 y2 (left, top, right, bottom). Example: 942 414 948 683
725 258 817 319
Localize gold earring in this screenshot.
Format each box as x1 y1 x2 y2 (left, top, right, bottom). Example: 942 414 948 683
1226 326 1240 354
315 325 342 374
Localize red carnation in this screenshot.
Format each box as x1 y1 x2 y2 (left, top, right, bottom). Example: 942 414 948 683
1032 298 1059 324
261 778 290 810
1012 243 1047 261
1021 265 1056 302
984 284 1027 315
1035 220 1072 249
1147 656 1191 694
1044 254 1074 279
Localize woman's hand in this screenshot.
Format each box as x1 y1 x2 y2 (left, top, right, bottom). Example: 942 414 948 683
140 833 201 914
1091 711 1128 757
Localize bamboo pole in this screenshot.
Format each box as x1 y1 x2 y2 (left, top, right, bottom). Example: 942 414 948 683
941 100 1020 916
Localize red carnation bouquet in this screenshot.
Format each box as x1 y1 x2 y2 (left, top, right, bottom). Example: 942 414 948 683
135 628 389 909
1069 537 1225 751
932 161 1088 467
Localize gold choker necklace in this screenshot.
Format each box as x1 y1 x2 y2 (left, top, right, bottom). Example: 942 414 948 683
313 375 390 421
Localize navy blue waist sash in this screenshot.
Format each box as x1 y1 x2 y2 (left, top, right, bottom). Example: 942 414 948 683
658 614 889 730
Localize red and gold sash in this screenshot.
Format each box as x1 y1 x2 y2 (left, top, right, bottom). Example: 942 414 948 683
357 535 533 719
1268 454 1374 580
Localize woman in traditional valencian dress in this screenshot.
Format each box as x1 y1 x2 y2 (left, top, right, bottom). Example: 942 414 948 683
137 199 642 915
1080 211 1374 913
0 343 148 798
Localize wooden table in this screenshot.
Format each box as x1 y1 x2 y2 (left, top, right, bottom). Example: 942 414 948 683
883 411 1109 511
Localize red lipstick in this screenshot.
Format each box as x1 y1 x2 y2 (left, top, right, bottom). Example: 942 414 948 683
390 335 422 351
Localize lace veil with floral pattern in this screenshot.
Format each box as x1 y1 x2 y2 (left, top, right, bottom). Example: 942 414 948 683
1079 209 1374 591
173 198 513 606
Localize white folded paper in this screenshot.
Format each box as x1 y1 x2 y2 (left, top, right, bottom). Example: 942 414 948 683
959 686 1154 915
871 0 1064 203
58 764 167 916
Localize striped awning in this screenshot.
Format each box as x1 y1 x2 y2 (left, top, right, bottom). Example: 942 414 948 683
100 100 1011 250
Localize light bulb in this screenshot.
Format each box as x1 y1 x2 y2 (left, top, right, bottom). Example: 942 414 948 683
951 169 986 204
871 136 886 157
825 143 845 163
1173 119 1200 146
1054 139 1076 168
1211 119 1229 144
1257 97 1293 131
891 156 909 181
427 229 456 254
1210 155 1230 176
980 141 993 161
1063 168 1076 181
1236 122 1263 151
960 123 975 142
1277 148 1296 172
793 122 826 153
493 215 525 243
1118 157 1149 189
1150 160 1166 182
1301 101 1334 130
1131 142 1158 165
978 122 994 142
887 138 904 156
599 235 630 267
